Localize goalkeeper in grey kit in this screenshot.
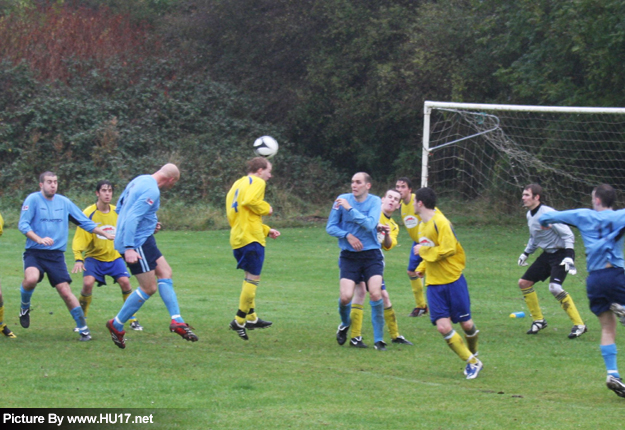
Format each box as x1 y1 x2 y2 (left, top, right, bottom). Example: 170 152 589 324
517 184 587 338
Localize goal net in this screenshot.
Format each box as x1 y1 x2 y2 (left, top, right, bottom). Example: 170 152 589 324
421 101 625 215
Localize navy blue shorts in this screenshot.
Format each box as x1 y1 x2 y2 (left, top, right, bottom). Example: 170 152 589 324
587 267 625 316
522 249 569 285
125 235 163 275
427 274 472 325
84 257 130 286
339 249 384 284
23 249 72 287
233 242 265 276
407 242 423 272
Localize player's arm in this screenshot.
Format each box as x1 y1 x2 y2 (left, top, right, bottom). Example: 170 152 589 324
72 223 93 273
381 223 398 251
418 222 457 262
18 195 51 245
345 199 381 232
242 181 271 215
326 199 348 239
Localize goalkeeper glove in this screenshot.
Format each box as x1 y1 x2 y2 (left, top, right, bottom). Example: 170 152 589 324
518 253 529 266
560 257 577 275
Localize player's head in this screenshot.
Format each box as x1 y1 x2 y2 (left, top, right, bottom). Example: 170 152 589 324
39 171 58 199
381 189 401 214
395 177 412 201
351 172 372 200
156 163 180 190
522 183 542 210
592 184 616 210
247 157 272 181
415 187 436 211
95 180 114 204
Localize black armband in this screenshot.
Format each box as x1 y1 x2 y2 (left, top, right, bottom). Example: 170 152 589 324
564 248 575 260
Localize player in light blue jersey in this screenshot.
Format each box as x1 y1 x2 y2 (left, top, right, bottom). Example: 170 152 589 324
539 184 625 398
106 164 198 349
327 172 389 350
18 171 114 341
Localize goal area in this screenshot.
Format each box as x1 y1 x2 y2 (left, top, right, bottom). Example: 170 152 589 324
421 101 625 215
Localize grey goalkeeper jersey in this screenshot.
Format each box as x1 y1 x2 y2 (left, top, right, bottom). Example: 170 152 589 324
525 204 575 254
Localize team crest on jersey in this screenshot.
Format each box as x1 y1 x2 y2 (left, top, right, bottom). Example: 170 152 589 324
96 225 116 240
22 205 29 211
146 198 154 205
419 237 435 247
403 215 419 229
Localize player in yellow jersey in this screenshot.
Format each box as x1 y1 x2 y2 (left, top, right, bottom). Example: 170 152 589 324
414 187 483 379
0 211 16 338
396 177 428 317
349 189 413 347
226 157 281 340
72 180 143 331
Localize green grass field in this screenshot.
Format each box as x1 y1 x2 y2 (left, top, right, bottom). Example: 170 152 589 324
1 223 623 429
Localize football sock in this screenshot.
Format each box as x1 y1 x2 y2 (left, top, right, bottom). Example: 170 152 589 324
370 298 385 343
69 306 88 332
79 293 92 317
0 302 4 325
338 298 351 328
464 325 480 355
158 279 184 323
122 290 138 322
114 288 150 331
601 343 620 378
246 307 258 323
236 279 258 326
521 286 543 320
556 292 584 326
444 330 474 362
350 304 364 338
20 284 34 310
410 276 426 308
384 306 400 339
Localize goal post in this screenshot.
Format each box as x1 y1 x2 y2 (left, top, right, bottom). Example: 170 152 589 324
421 101 625 214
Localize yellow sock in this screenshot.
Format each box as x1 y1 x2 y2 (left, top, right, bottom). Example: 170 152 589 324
444 330 475 363
410 276 426 308
122 290 138 322
464 326 479 355
558 293 584 326
246 307 258 322
350 304 364 338
236 279 257 326
521 286 543 320
384 306 399 339
79 294 92 317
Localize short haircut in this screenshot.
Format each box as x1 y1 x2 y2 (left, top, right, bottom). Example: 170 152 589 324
39 171 56 183
396 177 412 189
96 180 113 192
594 184 616 208
524 183 543 201
384 189 401 199
354 172 372 185
415 187 437 209
246 157 269 174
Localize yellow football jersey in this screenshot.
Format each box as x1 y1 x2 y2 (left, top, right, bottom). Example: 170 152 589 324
72 204 121 262
416 210 466 285
378 212 399 251
400 193 421 242
0 211 4 236
226 175 271 249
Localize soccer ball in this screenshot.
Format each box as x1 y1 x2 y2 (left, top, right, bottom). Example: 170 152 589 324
253 136 279 158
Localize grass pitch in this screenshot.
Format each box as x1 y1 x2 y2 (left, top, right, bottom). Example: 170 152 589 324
0 223 622 429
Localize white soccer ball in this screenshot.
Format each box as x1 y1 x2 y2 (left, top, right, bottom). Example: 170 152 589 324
253 135 279 158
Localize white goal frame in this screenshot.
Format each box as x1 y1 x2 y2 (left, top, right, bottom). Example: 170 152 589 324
421 101 625 188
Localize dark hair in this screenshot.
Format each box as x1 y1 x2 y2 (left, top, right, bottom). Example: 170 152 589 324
39 171 56 183
594 184 616 208
384 189 401 199
524 183 543 201
246 157 270 174
415 187 437 209
96 180 113 192
396 177 412 190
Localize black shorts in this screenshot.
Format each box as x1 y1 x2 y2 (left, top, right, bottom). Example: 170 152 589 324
339 249 384 284
23 249 72 287
522 249 571 285
124 235 163 275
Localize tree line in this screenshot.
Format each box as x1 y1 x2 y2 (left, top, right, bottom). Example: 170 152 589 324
1 0 624 208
